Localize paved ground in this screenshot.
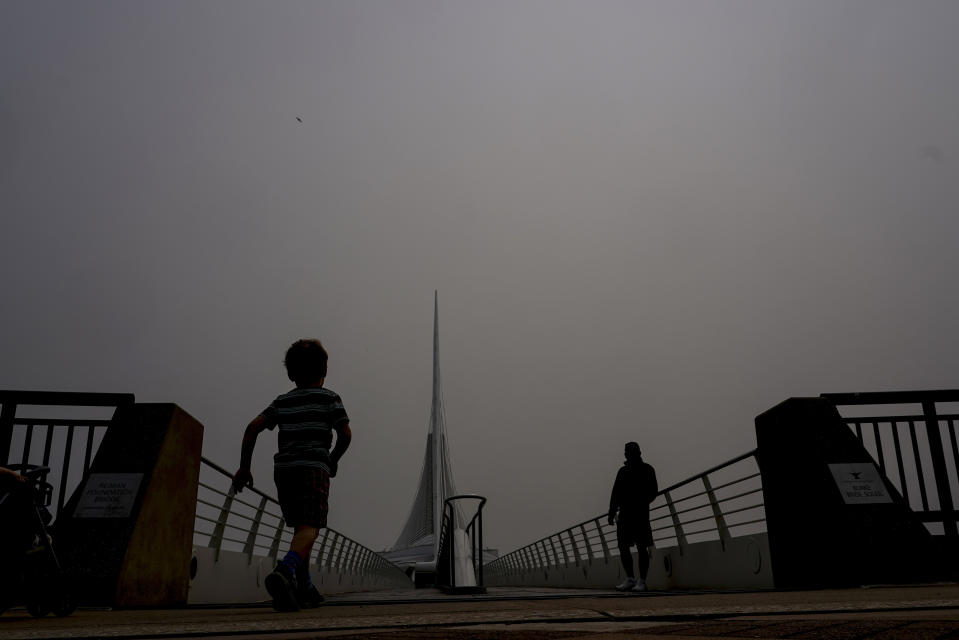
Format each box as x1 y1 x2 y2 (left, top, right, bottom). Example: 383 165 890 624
2 584 959 640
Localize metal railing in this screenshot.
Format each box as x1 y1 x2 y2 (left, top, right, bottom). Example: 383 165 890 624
195 457 405 580
436 494 487 593
823 390 959 539
0 390 135 519
485 451 764 580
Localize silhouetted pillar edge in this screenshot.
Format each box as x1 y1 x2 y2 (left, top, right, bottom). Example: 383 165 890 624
55 403 203 606
755 397 935 589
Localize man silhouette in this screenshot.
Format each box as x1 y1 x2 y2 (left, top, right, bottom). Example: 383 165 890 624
608 442 658 591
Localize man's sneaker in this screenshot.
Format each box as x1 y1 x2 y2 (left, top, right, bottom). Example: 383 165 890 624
632 579 647 592
296 584 326 608
264 564 300 612
615 577 637 591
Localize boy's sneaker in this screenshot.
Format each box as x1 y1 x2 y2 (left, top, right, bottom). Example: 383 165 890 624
632 579 647 592
296 584 326 608
265 564 300 612
615 577 637 591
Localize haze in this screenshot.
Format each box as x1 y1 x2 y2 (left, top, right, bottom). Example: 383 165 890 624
2 1 958 553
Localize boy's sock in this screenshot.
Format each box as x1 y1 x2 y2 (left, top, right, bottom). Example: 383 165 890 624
278 550 302 579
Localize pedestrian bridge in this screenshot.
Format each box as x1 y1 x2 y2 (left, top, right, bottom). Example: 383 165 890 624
1 389 957 607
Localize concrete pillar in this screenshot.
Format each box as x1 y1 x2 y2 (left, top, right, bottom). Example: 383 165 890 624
55 404 203 606
756 397 935 589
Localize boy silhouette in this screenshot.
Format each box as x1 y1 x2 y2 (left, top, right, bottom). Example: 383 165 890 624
233 339 352 611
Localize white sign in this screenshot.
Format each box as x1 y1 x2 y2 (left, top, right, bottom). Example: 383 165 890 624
74 473 144 518
828 463 892 504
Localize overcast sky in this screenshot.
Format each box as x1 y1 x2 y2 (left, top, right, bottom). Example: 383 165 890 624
2 1 958 553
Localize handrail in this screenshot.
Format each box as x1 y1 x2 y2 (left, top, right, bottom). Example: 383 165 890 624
195 457 407 580
496 449 760 556
1 391 136 517
0 390 136 406
486 450 764 580
824 391 959 539
823 390 959 404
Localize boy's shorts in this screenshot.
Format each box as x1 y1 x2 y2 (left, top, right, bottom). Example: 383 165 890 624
274 466 330 528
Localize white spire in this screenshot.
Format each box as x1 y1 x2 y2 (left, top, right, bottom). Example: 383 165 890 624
390 292 459 554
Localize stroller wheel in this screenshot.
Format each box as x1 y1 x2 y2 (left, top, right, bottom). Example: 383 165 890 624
52 592 75 617
27 600 51 618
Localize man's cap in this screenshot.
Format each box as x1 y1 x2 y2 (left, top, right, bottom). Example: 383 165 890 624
625 441 641 457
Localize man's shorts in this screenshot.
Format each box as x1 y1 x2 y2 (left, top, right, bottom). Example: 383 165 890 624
616 515 653 548
274 466 330 528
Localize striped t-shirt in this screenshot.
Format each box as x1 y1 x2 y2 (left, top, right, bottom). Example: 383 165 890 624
262 387 350 471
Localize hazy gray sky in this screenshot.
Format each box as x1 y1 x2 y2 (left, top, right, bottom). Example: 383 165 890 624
2 1 958 553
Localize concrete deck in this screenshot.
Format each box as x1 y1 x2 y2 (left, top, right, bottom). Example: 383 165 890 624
2 584 959 639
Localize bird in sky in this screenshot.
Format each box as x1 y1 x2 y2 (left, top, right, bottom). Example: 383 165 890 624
296 117 302 123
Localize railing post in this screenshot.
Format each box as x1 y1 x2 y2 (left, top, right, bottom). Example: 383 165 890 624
209 487 236 561
923 400 958 538
315 528 330 570
568 529 581 566
0 399 16 464
593 518 610 562
338 536 348 572
579 524 593 562
477 507 485 586
522 546 535 571
243 495 268 563
538 540 551 567
341 540 352 574
348 540 360 573
548 536 562 567
702 475 730 550
268 517 286 560
325 533 337 571
664 491 687 554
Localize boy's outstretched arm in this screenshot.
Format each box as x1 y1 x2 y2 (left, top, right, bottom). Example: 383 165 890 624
232 414 270 492
329 422 352 478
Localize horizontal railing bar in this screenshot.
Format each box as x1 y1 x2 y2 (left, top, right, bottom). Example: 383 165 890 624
204 498 282 523
212 508 261 526
195 497 227 511
195 489 284 522
707 472 762 493
716 502 765 519
659 477 763 509
713 486 763 506
842 415 959 424
667 501 718 519
196 482 230 499
0 391 136 406
663 490 763 520
11 419 113 427
664 488 711 506
200 457 281 505
727 517 767 528
658 449 759 495
209 520 259 535
824 390 959 405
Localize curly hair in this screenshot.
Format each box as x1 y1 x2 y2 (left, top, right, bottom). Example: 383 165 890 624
284 339 329 385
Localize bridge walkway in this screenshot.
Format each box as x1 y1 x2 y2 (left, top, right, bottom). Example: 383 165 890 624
2 583 959 639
